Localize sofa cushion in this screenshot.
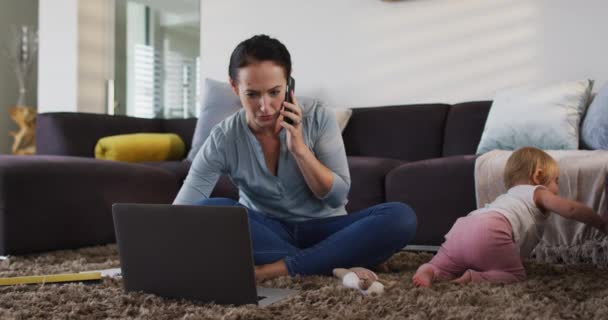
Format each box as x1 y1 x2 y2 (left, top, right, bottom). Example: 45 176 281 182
210 175 239 200
345 156 404 213
386 155 478 245
342 104 450 161
476 80 594 154
37 113 162 157
442 101 492 156
140 161 192 184
162 118 197 153
139 161 238 202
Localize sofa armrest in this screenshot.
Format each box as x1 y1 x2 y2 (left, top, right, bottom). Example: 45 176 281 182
386 155 478 245
36 112 162 157
0 155 180 254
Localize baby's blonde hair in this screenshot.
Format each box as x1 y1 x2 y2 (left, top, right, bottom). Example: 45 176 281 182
504 147 559 188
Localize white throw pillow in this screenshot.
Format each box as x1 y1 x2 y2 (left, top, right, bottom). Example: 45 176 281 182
186 78 353 161
581 82 608 150
476 80 594 154
186 78 241 161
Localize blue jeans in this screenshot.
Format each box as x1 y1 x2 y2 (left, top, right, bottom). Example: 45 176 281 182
193 198 417 276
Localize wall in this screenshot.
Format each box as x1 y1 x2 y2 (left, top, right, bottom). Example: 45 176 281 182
125 1 151 118
38 0 114 115
78 0 115 114
114 0 128 115
38 0 78 113
0 0 38 154
200 0 608 108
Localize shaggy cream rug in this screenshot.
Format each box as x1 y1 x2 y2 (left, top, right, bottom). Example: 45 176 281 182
1 245 607 319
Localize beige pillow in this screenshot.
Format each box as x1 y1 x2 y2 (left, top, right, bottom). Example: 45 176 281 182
332 108 353 132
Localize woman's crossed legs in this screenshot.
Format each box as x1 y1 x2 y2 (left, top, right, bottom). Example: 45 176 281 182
194 198 417 280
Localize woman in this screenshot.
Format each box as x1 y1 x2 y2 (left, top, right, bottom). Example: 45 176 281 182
174 34 417 280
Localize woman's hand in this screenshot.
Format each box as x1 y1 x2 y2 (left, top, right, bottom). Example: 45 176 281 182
280 92 307 156
278 92 340 199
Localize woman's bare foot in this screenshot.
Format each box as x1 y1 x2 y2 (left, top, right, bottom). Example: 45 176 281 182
374 261 391 273
412 264 435 287
254 260 288 281
451 270 472 284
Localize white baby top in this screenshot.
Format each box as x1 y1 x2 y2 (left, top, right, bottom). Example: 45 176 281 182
470 185 549 258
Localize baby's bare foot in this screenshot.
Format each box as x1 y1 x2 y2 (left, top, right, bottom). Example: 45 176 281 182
412 264 435 287
451 270 472 284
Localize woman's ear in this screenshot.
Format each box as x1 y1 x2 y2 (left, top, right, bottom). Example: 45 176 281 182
229 78 239 96
531 168 544 185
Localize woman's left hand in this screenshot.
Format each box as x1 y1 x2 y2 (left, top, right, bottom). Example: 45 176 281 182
280 92 307 156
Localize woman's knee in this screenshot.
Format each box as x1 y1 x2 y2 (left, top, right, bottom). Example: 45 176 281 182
192 197 240 206
386 202 417 231
383 202 418 244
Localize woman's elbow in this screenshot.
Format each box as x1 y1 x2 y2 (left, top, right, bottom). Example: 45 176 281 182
324 195 348 208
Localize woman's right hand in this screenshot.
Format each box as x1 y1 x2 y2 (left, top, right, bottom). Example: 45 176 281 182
280 93 307 157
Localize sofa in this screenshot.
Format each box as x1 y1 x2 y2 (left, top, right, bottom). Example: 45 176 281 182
0 101 494 255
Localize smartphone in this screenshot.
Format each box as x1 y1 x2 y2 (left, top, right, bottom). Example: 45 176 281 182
283 77 296 125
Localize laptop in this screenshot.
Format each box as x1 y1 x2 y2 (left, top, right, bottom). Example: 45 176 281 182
112 203 297 306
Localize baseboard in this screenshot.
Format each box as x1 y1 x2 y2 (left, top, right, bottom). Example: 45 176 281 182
402 245 439 252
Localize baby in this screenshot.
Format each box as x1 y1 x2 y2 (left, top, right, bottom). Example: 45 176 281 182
413 147 608 286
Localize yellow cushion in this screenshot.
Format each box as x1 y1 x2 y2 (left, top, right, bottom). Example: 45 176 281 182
95 133 185 162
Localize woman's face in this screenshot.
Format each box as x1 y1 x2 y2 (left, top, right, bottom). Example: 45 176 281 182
230 61 288 131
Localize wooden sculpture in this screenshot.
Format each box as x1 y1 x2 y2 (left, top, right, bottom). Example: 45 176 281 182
9 106 36 155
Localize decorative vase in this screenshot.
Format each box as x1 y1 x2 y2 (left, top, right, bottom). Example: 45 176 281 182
7 25 38 106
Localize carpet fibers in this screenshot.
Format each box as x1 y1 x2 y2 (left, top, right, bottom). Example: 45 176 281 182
1 245 607 319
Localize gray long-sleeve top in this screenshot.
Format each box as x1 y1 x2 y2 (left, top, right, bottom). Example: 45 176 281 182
173 99 350 222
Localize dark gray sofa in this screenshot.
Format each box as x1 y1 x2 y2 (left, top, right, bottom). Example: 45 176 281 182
0 155 178 254
0 101 493 254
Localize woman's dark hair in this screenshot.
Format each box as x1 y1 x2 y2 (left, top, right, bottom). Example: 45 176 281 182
228 34 291 82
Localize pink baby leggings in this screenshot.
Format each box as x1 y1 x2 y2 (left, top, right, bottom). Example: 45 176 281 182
421 212 526 283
